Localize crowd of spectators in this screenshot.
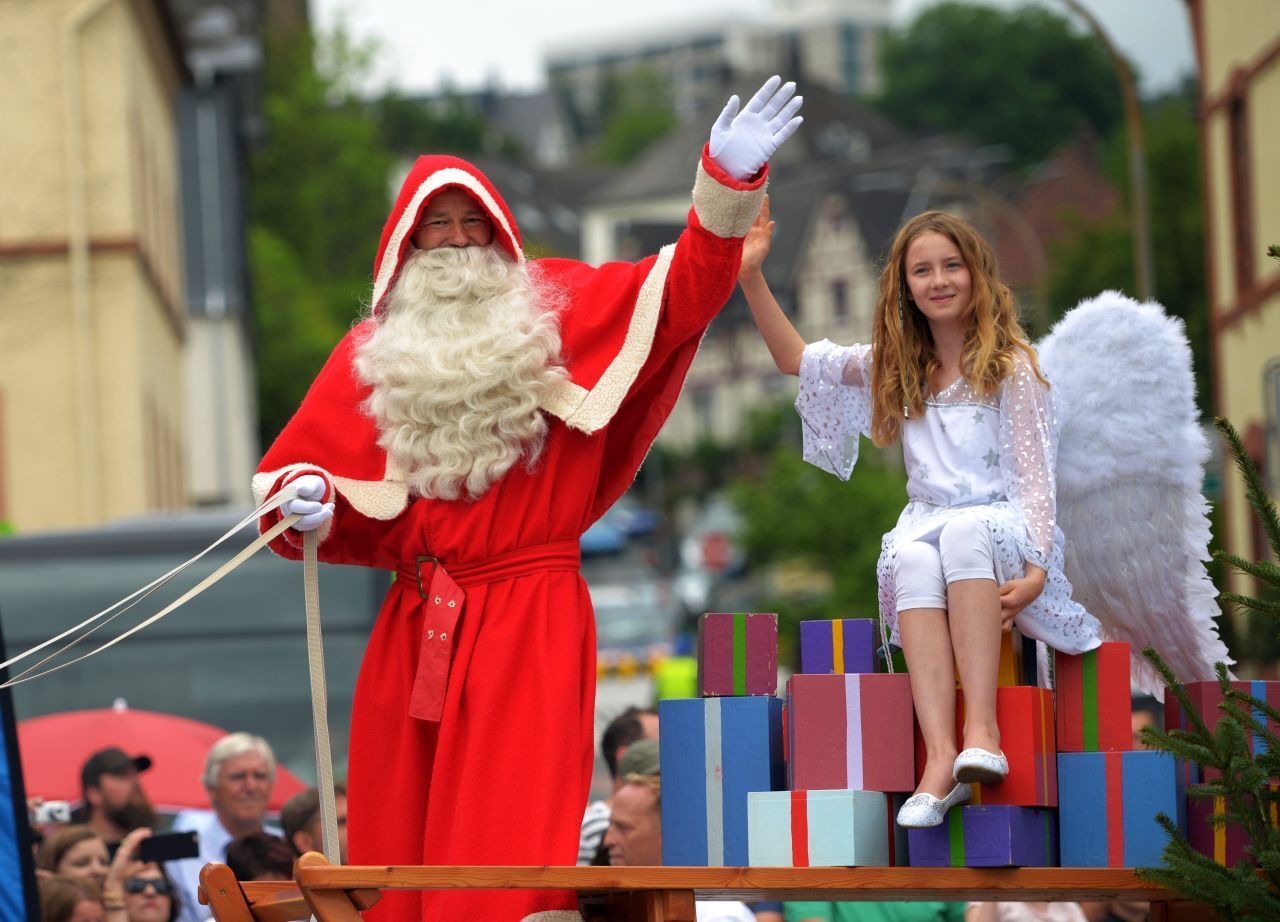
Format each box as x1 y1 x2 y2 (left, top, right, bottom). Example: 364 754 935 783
27 733 340 922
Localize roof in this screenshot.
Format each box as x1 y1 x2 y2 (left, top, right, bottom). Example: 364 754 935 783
587 76 909 206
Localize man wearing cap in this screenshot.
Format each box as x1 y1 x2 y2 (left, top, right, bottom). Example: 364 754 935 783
253 76 802 921
603 740 755 922
579 707 658 864
75 748 156 846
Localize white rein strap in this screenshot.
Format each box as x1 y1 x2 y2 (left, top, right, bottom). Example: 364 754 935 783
302 530 341 864
0 490 344 869
0 494 298 687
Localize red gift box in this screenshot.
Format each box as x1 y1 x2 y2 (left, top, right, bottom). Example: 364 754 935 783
1056 642 1132 752
788 673 915 793
915 686 1057 807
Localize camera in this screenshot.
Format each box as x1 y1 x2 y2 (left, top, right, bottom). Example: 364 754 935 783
32 800 72 824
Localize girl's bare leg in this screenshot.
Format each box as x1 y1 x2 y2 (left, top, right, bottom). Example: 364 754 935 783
948 578 1002 754
899 607 960 799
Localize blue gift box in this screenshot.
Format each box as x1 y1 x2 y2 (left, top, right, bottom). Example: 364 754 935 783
660 696 785 866
1058 750 1185 867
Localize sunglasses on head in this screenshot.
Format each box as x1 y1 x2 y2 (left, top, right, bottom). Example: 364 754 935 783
124 877 171 896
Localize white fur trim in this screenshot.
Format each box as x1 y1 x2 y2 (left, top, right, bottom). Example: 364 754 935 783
539 378 589 422
692 160 766 239
537 244 676 434
520 913 583 921
253 461 409 525
371 169 525 310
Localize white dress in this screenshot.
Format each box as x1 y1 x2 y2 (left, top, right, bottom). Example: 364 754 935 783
796 339 1101 655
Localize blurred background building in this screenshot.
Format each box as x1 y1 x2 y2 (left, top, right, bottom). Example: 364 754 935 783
0 0 191 532
1190 0 1280 593
547 0 891 142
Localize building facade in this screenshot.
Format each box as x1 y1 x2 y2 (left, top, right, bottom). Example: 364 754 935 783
0 0 189 531
1188 0 1280 581
547 0 890 139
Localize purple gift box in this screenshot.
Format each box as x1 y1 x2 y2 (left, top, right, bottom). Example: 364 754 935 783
908 805 1058 868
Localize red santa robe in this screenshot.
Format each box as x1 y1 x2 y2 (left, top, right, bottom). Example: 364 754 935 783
254 151 766 921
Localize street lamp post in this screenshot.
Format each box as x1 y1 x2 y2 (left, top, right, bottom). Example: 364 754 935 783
1057 0 1156 302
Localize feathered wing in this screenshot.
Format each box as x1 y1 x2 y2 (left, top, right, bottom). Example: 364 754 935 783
1037 290 1230 695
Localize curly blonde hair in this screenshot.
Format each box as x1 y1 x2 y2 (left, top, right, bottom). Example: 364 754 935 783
869 210 1047 446
355 246 566 501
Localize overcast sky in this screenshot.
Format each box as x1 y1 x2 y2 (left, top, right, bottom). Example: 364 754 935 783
311 0 1195 98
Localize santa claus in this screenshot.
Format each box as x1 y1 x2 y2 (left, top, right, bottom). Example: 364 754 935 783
254 77 802 921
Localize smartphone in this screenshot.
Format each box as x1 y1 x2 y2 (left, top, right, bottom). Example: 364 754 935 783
31 800 72 824
137 831 200 863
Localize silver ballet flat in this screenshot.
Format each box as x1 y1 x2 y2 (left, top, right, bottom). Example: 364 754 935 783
895 782 973 828
953 748 1009 785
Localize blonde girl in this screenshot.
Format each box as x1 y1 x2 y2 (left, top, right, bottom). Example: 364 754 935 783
740 200 1099 828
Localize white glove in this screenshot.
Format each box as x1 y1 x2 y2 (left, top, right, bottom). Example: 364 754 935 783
709 76 804 182
281 474 334 532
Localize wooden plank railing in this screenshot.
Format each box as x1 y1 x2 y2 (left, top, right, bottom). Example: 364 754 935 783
201 855 1196 922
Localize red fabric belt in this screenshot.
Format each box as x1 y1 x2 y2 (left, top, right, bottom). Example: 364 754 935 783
395 541 581 722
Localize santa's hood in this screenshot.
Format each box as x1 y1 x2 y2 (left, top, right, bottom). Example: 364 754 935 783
370 156 524 316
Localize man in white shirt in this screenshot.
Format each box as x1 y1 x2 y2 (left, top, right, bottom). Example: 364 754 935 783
168 732 282 922
602 740 755 922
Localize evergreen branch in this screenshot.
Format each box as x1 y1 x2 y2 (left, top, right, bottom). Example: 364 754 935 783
1214 417 1280 562
1139 814 1280 921
1217 592 1280 617
1212 553 1280 587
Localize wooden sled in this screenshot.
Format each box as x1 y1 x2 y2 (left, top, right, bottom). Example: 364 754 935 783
200 854 1208 922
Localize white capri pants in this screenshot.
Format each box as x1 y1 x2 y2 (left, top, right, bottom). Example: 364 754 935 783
894 515 998 613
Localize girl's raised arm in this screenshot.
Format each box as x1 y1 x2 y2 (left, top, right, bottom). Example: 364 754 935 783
739 196 805 376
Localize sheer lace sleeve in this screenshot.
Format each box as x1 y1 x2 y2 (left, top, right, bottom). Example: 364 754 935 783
795 340 873 480
998 356 1060 567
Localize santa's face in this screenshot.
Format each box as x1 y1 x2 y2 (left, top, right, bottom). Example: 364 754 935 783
411 189 494 251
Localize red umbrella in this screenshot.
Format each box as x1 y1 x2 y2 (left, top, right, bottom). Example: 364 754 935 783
18 705 307 812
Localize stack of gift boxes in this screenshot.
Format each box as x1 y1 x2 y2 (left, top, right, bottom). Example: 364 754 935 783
658 612 1269 869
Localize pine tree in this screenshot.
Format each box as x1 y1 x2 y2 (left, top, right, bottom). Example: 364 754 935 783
1135 411 1280 919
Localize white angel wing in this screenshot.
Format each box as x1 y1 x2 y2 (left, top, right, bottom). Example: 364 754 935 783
1037 290 1230 695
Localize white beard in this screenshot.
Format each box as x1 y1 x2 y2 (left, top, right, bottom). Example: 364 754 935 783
353 246 567 501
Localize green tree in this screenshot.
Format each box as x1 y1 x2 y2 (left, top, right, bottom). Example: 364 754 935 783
374 92 498 159
725 401 907 664
876 2 1124 167
1046 85 1209 411
1137 414 1280 920
247 27 395 444
591 67 678 165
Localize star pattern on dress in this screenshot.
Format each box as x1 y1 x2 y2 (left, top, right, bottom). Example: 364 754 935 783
953 479 972 498
972 410 986 425
984 448 999 469
916 462 932 481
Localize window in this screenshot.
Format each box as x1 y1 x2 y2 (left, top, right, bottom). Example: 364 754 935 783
693 388 714 438
1228 90 1254 296
1265 358 1280 494
831 279 849 321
